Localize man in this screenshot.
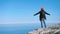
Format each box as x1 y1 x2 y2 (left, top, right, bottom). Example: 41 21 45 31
34 8 50 28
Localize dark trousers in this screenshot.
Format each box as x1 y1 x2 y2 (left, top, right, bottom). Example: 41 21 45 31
40 18 46 28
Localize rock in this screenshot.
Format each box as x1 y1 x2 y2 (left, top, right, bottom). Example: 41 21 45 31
54 29 60 34
28 24 60 34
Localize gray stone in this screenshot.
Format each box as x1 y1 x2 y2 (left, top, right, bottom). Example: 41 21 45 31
28 24 60 34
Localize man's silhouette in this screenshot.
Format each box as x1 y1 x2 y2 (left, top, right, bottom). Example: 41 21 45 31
34 8 50 28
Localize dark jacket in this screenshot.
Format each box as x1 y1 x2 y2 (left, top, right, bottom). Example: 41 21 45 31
34 10 50 21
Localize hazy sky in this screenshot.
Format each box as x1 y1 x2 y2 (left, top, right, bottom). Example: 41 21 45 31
0 0 60 24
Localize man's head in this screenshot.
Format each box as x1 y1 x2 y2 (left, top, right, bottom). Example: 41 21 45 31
41 8 44 11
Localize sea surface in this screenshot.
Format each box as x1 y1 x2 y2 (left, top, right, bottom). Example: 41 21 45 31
0 23 58 34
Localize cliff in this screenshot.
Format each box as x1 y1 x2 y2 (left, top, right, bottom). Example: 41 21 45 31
28 24 60 34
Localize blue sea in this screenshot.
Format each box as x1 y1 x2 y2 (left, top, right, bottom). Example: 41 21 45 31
0 23 58 34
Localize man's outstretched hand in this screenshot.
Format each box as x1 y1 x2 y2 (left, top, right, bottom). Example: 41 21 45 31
48 14 50 16
34 14 36 16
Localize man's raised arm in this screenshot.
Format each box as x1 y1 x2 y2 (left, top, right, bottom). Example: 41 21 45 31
34 11 40 16
44 11 50 15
